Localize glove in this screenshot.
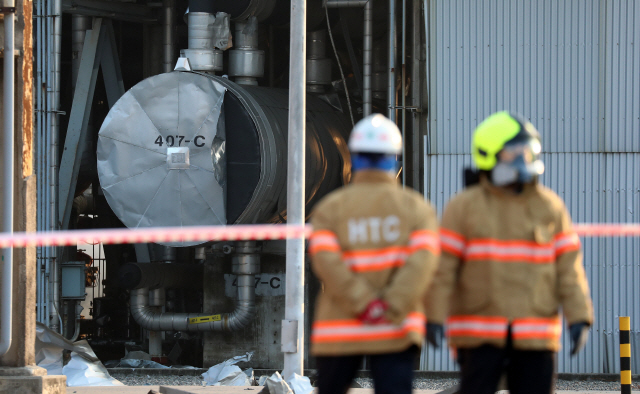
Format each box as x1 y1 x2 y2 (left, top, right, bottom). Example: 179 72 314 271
358 299 388 324
569 322 590 356
426 323 444 349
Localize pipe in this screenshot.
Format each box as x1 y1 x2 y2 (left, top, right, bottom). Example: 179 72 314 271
306 30 331 93
229 17 264 86
387 0 396 121
129 242 260 331
36 0 44 325
410 0 420 190
283 0 306 375
0 3 15 357
324 0 368 6
362 0 372 116
118 263 203 290
162 0 175 73
401 0 406 186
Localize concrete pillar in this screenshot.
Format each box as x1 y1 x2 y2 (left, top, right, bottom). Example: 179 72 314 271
0 0 65 389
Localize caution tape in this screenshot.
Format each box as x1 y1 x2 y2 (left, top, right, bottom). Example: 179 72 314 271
189 314 222 324
0 224 310 249
0 223 638 249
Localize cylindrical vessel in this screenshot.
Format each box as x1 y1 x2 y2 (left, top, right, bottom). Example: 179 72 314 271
97 71 351 246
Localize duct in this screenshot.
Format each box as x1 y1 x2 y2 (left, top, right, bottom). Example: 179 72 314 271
229 17 264 86
162 0 175 73
306 30 331 93
0 1 15 357
129 242 260 331
118 263 204 290
181 12 223 72
97 72 350 234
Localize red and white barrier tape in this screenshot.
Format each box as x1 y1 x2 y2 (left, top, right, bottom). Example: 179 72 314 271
0 224 311 249
0 223 637 249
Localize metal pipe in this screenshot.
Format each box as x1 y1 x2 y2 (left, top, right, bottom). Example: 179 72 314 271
0 3 15 357
162 0 175 73
129 242 260 331
387 0 396 121
283 0 306 376
324 0 368 7
36 0 45 325
362 0 372 116
410 0 420 190
401 0 406 186
49 0 62 330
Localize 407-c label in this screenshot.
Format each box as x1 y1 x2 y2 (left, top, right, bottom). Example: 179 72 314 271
155 135 205 147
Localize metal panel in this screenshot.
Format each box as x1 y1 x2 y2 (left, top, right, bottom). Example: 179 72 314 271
421 153 640 372
427 0 639 155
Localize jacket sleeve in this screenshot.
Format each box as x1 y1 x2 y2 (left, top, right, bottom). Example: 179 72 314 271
309 203 377 316
425 198 466 325
555 205 594 325
381 200 440 324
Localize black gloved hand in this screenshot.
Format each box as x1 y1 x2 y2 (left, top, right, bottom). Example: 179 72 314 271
426 323 444 349
569 322 590 356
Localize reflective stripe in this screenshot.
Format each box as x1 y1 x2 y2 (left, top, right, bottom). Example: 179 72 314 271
511 317 561 340
409 229 440 255
447 315 509 339
311 313 426 343
343 246 408 272
554 231 580 255
309 230 341 255
440 229 465 257
465 239 555 264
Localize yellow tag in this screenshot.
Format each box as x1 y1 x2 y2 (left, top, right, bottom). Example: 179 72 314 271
189 314 222 324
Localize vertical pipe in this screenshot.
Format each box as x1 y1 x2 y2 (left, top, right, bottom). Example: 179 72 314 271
0 4 15 357
35 0 43 324
362 0 372 116
283 0 306 378
619 316 631 394
401 0 406 186
162 0 175 73
387 0 396 121
410 0 420 191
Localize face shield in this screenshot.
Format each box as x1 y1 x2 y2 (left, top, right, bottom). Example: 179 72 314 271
491 138 545 187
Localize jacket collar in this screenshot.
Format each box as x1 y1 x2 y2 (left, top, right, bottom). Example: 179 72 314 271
352 169 398 185
479 174 537 198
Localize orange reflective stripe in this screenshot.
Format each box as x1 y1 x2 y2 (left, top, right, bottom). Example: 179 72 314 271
511 317 561 341
409 229 440 255
311 313 426 343
465 239 555 264
309 230 341 255
447 315 509 339
440 229 465 257
342 246 409 272
554 231 581 255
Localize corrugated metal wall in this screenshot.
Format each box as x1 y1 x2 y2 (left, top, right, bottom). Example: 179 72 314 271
422 0 640 373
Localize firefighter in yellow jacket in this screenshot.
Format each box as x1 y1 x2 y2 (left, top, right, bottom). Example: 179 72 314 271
426 112 594 394
309 114 440 394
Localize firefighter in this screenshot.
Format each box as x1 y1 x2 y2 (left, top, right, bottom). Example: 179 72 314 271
309 114 440 394
425 111 594 394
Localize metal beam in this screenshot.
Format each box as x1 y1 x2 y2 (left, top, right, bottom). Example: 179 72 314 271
58 18 103 230
62 0 158 24
99 20 125 107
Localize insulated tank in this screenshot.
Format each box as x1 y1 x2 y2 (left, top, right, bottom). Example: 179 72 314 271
97 71 351 246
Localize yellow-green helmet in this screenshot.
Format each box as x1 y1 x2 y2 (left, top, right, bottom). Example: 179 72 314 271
472 111 541 171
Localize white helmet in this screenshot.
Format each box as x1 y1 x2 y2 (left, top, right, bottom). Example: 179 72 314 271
348 114 402 155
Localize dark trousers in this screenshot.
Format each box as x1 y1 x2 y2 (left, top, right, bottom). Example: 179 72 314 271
457 344 555 394
316 346 417 394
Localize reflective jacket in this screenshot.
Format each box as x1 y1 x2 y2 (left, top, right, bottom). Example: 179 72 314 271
309 170 440 356
426 177 593 352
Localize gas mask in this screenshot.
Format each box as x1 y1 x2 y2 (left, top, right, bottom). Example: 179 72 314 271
491 138 545 187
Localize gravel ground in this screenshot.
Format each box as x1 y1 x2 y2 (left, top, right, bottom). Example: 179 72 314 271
109 372 639 391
